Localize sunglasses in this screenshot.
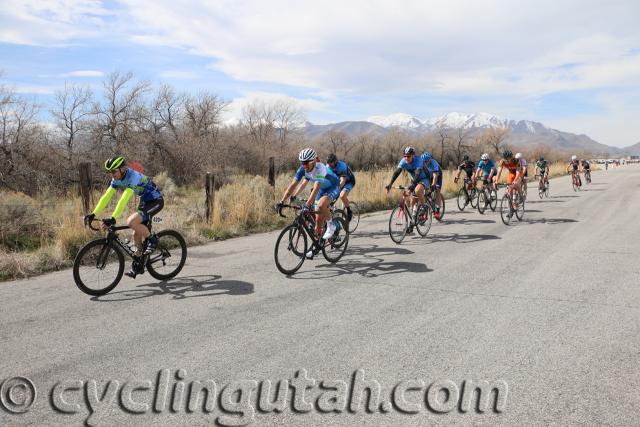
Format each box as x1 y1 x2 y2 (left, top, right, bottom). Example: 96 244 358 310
300 160 312 165
403 154 413 158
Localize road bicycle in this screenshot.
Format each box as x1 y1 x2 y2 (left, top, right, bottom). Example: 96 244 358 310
456 177 478 211
535 173 550 199
584 169 591 184
477 179 499 214
274 202 349 275
388 186 433 244
425 185 445 221
73 218 187 296
571 171 582 191
499 183 525 225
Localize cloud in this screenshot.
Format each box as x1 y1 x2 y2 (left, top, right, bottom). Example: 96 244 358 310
60 70 105 78
0 0 111 46
223 91 328 123
119 0 640 96
14 84 58 95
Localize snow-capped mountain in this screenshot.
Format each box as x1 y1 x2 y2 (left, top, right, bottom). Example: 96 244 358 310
367 113 424 129
369 112 552 135
304 112 623 156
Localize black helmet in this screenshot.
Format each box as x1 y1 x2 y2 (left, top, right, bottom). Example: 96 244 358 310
327 153 338 164
462 154 469 161
403 146 416 155
502 150 513 159
539 156 544 161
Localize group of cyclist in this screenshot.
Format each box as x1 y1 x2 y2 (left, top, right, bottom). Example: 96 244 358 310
84 147 592 276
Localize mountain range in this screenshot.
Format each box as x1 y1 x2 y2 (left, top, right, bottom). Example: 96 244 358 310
304 112 633 156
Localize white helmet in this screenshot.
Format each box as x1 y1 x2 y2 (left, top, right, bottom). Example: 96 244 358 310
515 152 522 159
571 155 577 161
481 153 489 160
298 148 317 162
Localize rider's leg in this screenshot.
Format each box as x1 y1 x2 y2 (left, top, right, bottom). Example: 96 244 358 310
339 189 349 210
127 212 150 256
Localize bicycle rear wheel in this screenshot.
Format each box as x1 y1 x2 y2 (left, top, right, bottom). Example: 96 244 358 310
346 201 360 233
322 218 349 263
73 239 124 296
389 205 408 244
274 224 307 275
416 204 432 237
469 188 478 208
500 194 513 225
146 229 187 280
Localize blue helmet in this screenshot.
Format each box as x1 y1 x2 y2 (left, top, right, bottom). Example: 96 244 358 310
422 152 432 161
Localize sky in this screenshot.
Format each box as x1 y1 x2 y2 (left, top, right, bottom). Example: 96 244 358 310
0 0 639 147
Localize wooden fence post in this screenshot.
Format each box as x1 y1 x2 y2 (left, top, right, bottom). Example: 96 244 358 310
79 162 92 213
205 172 215 224
268 157 275 188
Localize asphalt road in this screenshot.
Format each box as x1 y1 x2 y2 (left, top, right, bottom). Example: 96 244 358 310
1 166 638 426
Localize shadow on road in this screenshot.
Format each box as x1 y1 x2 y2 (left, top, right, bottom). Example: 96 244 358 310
91 275 254 301
522 218 578 225
288 243 431 279
442 218 496 225
581 189 605 192
409 232 501 245
550 195 579 198
526 199 565 204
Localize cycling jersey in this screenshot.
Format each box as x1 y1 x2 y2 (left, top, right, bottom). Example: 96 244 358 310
398 155 428 182
457 160 476 178
583 161 590 170
93 168 163 219
422 155 443 189
570 160 579 171
329 160 356 186
477 159 496 177
500 158 523 173
110 169 162 202
422 155 442 177
536 160 548 173
294 162 341 201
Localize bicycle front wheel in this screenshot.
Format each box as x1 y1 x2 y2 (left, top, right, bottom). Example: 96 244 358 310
500 194 513 225
490 189 498 211
477 190 487 214
416 203 433 237
146 229 187 280
389 205 408 244
515 196 525 221
274 224 307 275
73 239 125 296
456 188 467 211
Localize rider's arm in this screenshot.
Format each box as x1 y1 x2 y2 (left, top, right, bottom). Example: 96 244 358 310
387 167 403 188
340 176 347 188
111 188 134 219
291 179 308 199
92 186 117 216
280 178 300 203
307 181 321 206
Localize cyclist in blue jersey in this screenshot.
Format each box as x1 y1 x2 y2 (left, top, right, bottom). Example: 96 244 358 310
474 153 497 189
421 152 444 220
83 156 164 278
278 148 341 240
385 147 429 226
326 153 356 222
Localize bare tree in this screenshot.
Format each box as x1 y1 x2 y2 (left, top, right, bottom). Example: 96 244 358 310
51 83 93 161
452 127 472 164
184 91 228 141
272 99 306 149
435 124 450 167
94 71 150 152
482 128 510 156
